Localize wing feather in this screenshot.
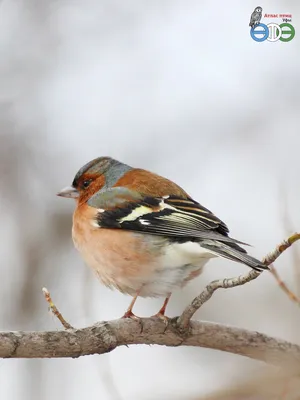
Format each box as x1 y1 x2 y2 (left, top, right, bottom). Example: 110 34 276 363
91 189 267 271
97 193 248 246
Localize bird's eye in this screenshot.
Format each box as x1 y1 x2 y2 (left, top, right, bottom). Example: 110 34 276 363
82 179 92 189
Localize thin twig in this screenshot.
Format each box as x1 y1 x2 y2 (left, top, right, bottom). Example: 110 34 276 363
177 270 260 328
280 185 300 297
262 233 300 264
268 264 300 305
42 287 74 330
178 233 300 328
266 232 300 305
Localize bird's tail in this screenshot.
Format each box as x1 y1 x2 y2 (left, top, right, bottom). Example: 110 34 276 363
199 240 268 272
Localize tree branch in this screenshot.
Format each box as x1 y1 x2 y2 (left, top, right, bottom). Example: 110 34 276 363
1 233 300 368
178 233 300 328
1 318 300 369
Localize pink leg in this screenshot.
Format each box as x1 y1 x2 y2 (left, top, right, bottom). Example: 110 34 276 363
122 292 140 319
152 293 171 323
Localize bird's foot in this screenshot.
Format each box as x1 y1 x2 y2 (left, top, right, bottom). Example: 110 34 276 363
122 310 140 320
122 310 144 333
152 312 170 331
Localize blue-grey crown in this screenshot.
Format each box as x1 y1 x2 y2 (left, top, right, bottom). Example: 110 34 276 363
72 156 132 190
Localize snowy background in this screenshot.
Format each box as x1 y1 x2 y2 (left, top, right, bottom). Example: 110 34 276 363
0 0 299 399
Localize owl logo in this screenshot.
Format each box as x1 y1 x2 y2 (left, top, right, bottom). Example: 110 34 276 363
249 6 263 29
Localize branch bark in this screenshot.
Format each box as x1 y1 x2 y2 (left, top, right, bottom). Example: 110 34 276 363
1 318 300 369
1 233 300 368
178 233 300 327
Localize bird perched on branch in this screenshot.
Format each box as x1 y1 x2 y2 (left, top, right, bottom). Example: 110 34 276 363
57 157 268 320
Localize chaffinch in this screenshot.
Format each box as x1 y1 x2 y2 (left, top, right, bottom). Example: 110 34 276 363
57 157 268 319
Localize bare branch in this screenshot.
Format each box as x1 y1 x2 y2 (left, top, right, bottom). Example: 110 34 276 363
0 234 300 367
178 270 260 328
1 318 300 369
264 232 300 264
266 232 300 304
42 287 74 330
268 265 300 305
178 233 300 328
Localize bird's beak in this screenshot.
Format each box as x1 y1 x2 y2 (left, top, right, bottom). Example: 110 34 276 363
57 186 79 199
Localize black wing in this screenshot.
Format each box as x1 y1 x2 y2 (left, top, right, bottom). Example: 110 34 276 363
98 194 245 246
95 192 267 271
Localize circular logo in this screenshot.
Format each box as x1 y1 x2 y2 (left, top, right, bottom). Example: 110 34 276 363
279 23 295 42
267 23 282 41
250 23 269 42
250 22 295 42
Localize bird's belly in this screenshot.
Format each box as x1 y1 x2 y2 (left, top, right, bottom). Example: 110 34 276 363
72 219 216 297
145 241 215 297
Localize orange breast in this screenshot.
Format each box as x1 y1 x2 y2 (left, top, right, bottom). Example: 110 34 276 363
72 204 160 295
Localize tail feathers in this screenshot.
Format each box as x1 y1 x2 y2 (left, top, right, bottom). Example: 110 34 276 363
199 240 268 272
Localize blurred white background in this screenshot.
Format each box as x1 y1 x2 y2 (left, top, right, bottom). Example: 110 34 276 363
0 0 299 399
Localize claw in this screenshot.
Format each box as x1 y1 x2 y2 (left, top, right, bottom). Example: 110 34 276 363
152 312 170 332
122 310 139 320
151 294 171 330
122 310 144 333
152 312 169 323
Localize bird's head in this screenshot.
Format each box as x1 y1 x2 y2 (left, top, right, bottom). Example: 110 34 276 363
57 156 132 204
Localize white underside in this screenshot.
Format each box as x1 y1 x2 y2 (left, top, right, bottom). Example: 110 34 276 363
136 241 216 297
74 224 217 297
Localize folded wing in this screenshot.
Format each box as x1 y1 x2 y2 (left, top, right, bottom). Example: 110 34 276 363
89 188 267 271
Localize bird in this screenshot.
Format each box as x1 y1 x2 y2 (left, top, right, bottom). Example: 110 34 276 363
57 156 268 320
249 6 263 29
